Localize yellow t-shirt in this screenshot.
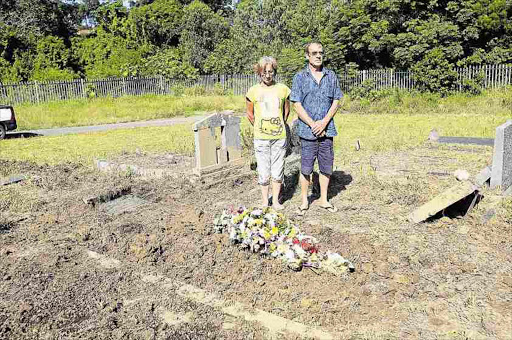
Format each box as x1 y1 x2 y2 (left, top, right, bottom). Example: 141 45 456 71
246 83 291 140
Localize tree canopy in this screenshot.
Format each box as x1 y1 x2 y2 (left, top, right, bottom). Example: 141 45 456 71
0 0 510 92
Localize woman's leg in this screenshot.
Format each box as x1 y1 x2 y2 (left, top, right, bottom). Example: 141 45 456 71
254 139 271 207
270 139 286 209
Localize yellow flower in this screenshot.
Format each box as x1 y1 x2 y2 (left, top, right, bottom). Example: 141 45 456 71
288 227 297 238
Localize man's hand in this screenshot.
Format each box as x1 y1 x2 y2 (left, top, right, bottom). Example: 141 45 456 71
311 119 328 136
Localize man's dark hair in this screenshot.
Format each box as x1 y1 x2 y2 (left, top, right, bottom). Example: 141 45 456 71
304 42 323 55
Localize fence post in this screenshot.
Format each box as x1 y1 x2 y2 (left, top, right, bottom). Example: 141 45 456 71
80 79 85 99
34 81 40 104
122 78 127 96
159 75 164 95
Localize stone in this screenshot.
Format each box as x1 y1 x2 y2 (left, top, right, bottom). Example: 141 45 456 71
428 129 439 141
103 195 147 216
0 174 26 186
83 187 132 206
409 181 479 223
475 166 492 186
193 112 243 176
480 208 496 224
454 169 470 181
490 120 512 195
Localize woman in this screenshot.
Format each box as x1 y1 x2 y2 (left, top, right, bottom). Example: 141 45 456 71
246 56 291 210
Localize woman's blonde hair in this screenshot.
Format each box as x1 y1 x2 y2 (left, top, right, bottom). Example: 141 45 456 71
253 56 277 75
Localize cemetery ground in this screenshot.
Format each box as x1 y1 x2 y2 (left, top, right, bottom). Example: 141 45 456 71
1 90 512 339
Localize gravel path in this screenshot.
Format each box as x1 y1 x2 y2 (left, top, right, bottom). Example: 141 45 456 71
13 116 206 137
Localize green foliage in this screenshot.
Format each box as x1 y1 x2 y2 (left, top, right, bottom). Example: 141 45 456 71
0 57 20 83
31 67 78 82
0 0 510 96
411 49 458 95
128 0 183 47
31 36 78 81
180 0 228 69
137 48 198 79
277 47 306 87
459 71 485 95
72 28 151 78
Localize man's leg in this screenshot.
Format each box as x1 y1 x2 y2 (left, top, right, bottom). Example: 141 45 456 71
318 173 330 206
299 138 317 210
299 173 310 209
317 137 335 207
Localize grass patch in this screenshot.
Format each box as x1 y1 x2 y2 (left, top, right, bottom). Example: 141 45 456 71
15 94 246 130
2 88 510 165
0 125 194 165
333 113 508 165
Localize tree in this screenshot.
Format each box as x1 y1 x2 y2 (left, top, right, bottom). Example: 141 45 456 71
128 0 183 47
179 0 228 70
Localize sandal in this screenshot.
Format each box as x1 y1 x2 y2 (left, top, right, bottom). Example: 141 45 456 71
319 204 338 213
296 205 309 216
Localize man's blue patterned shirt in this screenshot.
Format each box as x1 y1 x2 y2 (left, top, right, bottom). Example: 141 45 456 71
290 66 343 140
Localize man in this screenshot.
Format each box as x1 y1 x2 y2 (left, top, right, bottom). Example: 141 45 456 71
290 42 343 215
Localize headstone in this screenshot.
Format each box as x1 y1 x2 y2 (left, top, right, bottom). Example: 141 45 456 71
193 111 243 176
409 181 479 223
490 120 512 195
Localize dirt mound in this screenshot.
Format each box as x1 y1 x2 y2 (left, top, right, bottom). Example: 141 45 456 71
1 145 511 338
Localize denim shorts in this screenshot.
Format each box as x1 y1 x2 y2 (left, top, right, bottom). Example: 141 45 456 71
300 137 334 176
254 139 286 185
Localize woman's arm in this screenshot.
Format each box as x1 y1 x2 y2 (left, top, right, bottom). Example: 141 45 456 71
283 98 290 122
246 98 255 125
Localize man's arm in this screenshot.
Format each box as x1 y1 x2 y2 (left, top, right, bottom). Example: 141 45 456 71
311 99 340 136
293 101 315 127
246 98 255 125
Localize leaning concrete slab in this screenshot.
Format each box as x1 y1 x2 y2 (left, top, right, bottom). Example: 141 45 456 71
409 181 479 223
193 111 243 176
490 120 512 195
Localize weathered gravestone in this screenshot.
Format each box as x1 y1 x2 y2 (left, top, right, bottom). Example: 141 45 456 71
490 120 512 195
193 111 244 176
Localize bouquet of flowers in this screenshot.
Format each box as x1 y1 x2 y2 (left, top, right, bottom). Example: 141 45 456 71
213 207 354 275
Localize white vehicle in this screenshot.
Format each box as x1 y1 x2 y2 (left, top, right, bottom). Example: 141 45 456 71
0 105 17 139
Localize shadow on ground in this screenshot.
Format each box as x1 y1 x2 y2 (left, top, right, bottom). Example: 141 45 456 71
281 170 353 204
5 132 41 139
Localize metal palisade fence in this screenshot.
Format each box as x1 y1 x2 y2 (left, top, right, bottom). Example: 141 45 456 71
1 64 511 105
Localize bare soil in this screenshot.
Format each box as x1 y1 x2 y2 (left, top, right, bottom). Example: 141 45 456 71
1 143 511 339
